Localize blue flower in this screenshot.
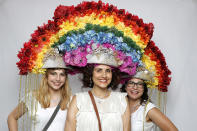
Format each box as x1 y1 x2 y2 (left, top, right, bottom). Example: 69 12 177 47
126 49 141 63
117 37 123 43
58 44 66 52
57 30 141 65
77 34 86 46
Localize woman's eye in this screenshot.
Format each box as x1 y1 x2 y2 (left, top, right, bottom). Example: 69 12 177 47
128 82 134 85
60 73 66 76
50 72 56 75
96 69 102 72
106 69 112 73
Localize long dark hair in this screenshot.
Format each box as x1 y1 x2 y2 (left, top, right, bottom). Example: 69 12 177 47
81 64 120 90
121 79 149 104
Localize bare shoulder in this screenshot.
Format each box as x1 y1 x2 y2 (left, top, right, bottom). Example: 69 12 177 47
147 107 178 131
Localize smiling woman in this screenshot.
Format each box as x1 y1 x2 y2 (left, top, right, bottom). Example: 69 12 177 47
121 67 178 131
92 65 112 90
81 64 120 90
47 69 67 91
7 49 72 131
77 64 128 130
65 43 131 131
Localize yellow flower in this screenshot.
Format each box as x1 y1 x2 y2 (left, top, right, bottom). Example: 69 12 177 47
32 46 49 74
142 54 158 89
70 43 75 48
50 35 59 44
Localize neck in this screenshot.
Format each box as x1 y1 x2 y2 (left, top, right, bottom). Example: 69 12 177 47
92 86 109 99
129 98 141 107
49 88 61 101
128 98 141 113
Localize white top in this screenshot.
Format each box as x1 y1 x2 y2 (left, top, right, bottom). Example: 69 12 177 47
22 93 67 131
76 92 127 131
131 102 156 131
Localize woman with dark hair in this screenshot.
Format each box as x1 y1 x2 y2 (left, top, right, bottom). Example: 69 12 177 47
82 64 120 90
121 79 149 105
65 44 131 131
121 68 178 131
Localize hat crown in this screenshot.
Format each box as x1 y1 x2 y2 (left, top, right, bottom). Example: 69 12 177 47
134 66 154 81
42 48 68 69
86 44 122 67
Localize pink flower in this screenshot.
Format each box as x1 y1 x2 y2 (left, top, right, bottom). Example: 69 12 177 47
116 51 126 61
102 43 115 50
119 56 137 75
64 47 87 67
85 44 93 54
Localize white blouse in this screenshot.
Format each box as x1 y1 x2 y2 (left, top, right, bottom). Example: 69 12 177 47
76 92 127 131
131 102 156 131
22 93 67 131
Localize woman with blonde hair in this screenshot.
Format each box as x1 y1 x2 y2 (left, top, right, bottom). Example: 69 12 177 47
8 49 72 131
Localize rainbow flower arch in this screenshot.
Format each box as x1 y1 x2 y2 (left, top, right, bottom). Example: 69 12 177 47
17 0 170 92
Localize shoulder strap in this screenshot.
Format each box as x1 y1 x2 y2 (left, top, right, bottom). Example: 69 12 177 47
88 91 102 131
42 101 61 131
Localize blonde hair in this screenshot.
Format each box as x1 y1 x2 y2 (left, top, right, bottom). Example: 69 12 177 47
35 69 71 110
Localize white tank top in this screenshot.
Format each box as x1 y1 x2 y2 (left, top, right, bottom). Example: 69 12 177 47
76 92 127 131
131 102 156 131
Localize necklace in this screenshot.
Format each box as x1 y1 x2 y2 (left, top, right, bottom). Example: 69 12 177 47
91 90 110 99
91 90 110 104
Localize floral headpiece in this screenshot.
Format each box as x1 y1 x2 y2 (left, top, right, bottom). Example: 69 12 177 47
16 1 171 92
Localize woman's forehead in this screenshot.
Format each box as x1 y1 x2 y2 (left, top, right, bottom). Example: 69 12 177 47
129 78 143 82
47 68 66 73
94 64 112 69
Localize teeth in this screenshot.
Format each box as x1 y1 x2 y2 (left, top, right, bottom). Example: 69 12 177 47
131 90 138 94
99 80 107 82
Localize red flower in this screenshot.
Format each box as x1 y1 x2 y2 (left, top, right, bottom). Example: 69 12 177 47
117 9 125 16
97 0 103 10
16 57 30 75
24 48 31 57
84 1 94 10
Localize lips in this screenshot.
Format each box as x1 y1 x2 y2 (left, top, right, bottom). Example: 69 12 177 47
130 90 139 95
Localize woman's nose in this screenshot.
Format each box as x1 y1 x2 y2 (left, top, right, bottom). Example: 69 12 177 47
56 75 61 80
133 84 138 89
101 71 107 77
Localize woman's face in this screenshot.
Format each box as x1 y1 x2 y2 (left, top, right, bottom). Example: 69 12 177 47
92 64 112 89
47 69 66 91
126 78 144 100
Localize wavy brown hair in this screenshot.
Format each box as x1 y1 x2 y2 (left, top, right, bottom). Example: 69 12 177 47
34 69 71 110
81 64 120 90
